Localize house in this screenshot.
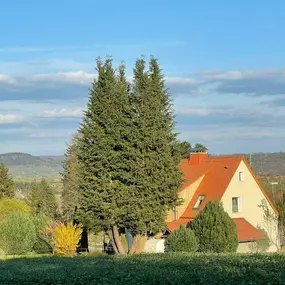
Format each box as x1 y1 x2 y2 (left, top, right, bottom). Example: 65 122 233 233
166 151 280 252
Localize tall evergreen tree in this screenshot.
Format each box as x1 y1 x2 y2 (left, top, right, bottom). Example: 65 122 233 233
0 163 15 199
76 57 183 254
26 179 57 218
127 57 183 237
76 58 133 254
61 134 80 220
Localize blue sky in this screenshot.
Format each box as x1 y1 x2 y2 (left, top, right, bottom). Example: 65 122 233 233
1 0 285 155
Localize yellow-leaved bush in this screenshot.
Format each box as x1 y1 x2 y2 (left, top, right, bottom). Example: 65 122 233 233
44 221 82 256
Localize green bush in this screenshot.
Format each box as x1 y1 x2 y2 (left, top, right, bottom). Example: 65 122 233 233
32 238 52 254
0 212 37 255
165 225 198 252
31 214 52 254
190 201 238 253
0 198 31 221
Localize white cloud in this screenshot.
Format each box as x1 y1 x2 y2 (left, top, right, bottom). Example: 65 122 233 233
0 114 27 123
176 107 212 116
0 74 15 84
31 71 96 85
41 108 84 118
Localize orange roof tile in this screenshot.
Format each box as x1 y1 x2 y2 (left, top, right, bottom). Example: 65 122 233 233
167 217 192 232
166 153 278 240
233 218 265 242
167 217 266 242
179 156 242 219
177 154 278 218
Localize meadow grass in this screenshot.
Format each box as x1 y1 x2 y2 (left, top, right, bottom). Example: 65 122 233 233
0 253 284 284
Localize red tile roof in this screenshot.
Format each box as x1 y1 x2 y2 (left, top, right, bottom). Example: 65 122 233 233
167 217 191 232
166 153 278 241
233 218 266 242
177 153 278 218
167 217 266 242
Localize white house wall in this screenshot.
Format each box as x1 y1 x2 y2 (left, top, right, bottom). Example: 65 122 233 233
221 160 279 252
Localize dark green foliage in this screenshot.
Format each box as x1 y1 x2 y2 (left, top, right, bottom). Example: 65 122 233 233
31 214 52 254
124 57 182 234
0 163 15 198
174 141 192 160
193 143 208 152
165 225 198 252
76 57 182 241
1 254 285 284
26 179 57 218
0 212 37 255
32 238 52 254
76 58 132 234
61 134 80 220
190 201 238 253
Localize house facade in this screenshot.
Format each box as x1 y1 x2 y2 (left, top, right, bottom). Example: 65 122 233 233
167 152 280 253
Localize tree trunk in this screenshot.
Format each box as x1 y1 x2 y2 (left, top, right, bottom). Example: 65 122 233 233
129 234 142 254
112 225 126 254
108 230 118 254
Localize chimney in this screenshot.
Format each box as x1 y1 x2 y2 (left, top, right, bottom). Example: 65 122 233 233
189 152 208 165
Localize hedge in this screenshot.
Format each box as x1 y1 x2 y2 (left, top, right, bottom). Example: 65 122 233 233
0 253 285 284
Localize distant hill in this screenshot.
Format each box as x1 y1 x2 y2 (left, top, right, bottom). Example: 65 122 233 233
0 151 284 178
214 152 285 176
246 152 285 176
0 152 64 178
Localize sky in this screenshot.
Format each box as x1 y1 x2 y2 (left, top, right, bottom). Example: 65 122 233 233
1 0 285 155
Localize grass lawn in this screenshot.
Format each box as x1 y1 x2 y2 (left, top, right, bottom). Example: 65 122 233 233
0 253 285 284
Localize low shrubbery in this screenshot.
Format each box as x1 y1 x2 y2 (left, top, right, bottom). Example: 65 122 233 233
44 221 83 256
0 212 37 255
0 253 285 284
190 201 239 253
165 225 198 253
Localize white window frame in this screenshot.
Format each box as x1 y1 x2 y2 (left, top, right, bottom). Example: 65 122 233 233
232 197 242 213
239 171 245 182
193 195 205 209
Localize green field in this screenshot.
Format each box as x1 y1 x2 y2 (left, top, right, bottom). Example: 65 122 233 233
0 253 285 284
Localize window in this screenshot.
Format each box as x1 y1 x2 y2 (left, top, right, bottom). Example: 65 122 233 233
239 171 244 182
193 195 205 209
232 197 242 213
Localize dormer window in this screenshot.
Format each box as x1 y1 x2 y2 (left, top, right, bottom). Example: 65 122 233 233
193 195 205 209
239 171 244 182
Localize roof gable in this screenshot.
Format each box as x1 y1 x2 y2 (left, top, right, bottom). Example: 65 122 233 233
179 156 242 219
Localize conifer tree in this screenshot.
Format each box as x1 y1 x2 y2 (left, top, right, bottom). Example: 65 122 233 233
76 58 132 254
61 134 80 220
76 57 183 254
190 201 238 253
0 163 15 199
27 179 57 218
126 57 182 236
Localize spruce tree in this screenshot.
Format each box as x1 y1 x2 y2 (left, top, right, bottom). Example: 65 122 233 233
61 134 80 220
76 57 183 254
76 58 132 254
125 57 182 236
190 201 238 253
26 179 57 218
0 163 15 199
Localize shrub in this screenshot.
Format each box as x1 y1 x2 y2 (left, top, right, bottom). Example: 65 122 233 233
190 201 238 253
33 238 52 254
45 221 83 256
0 198 31 221
0 212 37 255
31 214 52 254
165 225 198 252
